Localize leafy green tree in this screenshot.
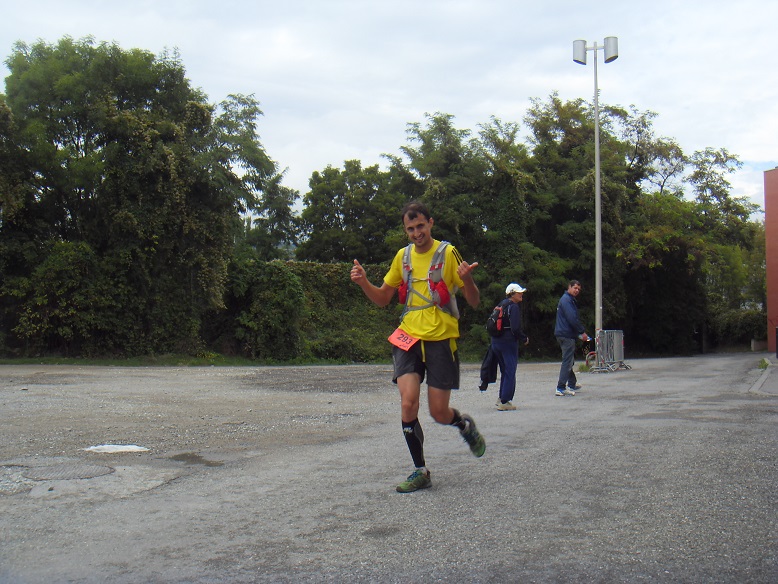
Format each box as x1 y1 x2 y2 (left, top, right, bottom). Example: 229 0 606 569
619 192 708 353
296 160 405 263
688 147 758 246
524 94 596 260
643 137 687 197
398 113 488 259
0 99 29 226
237 171 299 261
0 97 40 352
743 221 767 310
0 36 280 355
468 117 563 354
476 116 540 253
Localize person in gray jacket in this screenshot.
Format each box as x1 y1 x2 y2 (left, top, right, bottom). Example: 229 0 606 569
554 280 590 396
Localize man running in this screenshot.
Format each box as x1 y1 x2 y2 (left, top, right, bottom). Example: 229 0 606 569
350 201 485 492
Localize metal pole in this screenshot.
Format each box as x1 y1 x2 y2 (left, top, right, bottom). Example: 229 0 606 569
593 42 603 333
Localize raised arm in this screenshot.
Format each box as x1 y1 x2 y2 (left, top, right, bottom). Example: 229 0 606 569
350 259 396 307
457 261 480 308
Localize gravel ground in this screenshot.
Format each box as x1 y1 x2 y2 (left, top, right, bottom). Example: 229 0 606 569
1 353 776 583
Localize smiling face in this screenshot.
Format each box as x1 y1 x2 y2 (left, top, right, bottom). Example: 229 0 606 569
403 212 434 253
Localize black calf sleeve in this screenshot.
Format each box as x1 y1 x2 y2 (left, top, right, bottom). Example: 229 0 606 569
450 408 466 431
402 419 425 468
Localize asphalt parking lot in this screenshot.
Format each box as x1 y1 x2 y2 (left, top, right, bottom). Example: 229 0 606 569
1 352 776 583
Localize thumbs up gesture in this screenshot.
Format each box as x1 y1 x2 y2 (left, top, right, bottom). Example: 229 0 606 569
350 259 366 284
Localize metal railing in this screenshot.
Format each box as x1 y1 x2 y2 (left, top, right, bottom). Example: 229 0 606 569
588 329 631 373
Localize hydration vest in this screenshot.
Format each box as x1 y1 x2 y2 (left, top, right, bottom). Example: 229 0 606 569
397 241 460 319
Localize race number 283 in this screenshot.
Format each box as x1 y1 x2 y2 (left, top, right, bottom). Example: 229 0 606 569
388 328 419 351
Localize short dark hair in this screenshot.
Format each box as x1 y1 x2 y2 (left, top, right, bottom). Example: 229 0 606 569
401 201 431 223
568 279 581 288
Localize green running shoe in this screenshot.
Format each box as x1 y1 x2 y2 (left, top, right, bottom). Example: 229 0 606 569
460 414 486 457
395 468 431 493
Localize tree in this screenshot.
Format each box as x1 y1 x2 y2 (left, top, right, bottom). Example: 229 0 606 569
235 171 299 261
524 94 596 259
398 113 488 259
296 160 405 263
688 147 758 247
643 137 687 197
0 36 280 355
619 192 708 353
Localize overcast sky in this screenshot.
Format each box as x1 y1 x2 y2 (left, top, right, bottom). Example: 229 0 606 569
2 0 775 215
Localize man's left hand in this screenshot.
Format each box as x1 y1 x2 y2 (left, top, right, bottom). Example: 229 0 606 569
457 261 478 280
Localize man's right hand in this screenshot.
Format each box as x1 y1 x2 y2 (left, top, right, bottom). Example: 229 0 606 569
351 260 396 307
350 259 366 284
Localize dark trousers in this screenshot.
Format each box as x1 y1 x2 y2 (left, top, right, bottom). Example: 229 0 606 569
556 336 577 390
493 337 519 403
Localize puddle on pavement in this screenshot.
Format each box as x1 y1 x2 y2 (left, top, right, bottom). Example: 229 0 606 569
169 452 223 467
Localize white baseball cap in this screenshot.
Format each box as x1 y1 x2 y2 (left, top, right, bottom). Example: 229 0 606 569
505 283 526 295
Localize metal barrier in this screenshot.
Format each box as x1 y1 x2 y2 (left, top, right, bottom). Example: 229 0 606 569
590 329 631 373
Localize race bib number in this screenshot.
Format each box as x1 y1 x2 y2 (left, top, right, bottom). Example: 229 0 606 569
388 328 419 351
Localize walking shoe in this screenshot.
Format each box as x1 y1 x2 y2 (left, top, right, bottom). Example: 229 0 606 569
555 388 575 396
460 414 486 457
496 401 517 411
395 468 431 493
478 382 488 392
571 384 582 390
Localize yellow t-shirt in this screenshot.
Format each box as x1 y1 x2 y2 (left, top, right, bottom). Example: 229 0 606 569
384 240 465 342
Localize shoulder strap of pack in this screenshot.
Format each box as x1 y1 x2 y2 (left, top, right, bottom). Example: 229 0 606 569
402 242 434 311
400 241 459 318
428 241 449 283
402 243 413 286
431 241 459 319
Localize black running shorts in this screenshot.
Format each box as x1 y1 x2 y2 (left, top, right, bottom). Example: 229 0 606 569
392 339 460 390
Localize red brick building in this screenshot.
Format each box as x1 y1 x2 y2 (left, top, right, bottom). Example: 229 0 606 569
766 168 778 354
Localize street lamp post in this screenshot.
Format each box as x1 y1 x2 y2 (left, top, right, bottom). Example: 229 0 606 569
573 36 618 333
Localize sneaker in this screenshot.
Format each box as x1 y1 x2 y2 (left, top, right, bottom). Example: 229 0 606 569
395 468 431 493
496 401 517 411
555 388 576 396
460 414 486 457
478 383 488 392
571 384 582 390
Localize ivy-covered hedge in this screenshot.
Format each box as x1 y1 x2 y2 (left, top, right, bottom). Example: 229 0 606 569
5 253 763 361
206 259 490 363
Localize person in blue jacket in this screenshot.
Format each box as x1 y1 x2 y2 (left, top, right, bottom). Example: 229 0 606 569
554 280 590 396
491 283 529 411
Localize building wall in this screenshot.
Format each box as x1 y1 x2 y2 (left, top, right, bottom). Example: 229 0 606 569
765 168 778 354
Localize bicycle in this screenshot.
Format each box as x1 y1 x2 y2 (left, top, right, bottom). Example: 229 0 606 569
583 337 598 369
